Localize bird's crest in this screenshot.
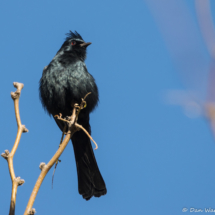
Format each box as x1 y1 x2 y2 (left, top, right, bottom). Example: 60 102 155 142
65 31 84 42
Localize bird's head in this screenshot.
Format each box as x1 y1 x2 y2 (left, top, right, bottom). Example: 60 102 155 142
58 31 91 61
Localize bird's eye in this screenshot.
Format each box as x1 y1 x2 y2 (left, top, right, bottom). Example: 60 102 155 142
71 41 76 46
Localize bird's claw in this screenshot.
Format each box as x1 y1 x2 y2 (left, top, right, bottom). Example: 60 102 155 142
54 113 62 119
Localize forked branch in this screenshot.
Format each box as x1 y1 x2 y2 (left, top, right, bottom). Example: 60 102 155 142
1 82 27 215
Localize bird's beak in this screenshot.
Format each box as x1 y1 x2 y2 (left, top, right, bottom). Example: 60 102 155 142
80 42 92 47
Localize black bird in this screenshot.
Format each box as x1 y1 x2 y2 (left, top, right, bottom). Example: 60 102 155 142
39 31 107 200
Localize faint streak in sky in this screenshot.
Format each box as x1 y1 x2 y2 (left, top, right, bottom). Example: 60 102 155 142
145 0 209 98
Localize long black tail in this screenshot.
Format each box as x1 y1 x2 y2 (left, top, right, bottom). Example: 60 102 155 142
71 115 107 200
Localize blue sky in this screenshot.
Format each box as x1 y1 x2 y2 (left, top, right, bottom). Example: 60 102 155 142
1 0 215 214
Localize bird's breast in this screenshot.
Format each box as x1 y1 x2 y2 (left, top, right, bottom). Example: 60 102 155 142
39 61 99 115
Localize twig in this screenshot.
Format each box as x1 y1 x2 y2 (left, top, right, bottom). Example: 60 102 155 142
1 82 27 215
75 123 98 150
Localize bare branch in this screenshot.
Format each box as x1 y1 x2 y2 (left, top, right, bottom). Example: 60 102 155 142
1 82 27 215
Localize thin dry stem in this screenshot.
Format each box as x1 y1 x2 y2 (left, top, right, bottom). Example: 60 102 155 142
75 123 98 150
1 82 27 215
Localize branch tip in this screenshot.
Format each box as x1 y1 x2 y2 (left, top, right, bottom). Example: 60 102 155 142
10 92 19 100
1 150 10 160
22 125 29 133
15 177 25 186
39 162 46 170
11 82 24 100
28 208 36 215
13 82 24 91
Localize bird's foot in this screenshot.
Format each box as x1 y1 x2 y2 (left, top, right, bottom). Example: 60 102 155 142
73 92 91 121
54 113 69 123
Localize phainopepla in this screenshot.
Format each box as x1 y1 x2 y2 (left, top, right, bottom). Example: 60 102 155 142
39 31 107 200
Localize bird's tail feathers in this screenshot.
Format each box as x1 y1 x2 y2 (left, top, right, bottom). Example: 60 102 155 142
72 125 107 200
